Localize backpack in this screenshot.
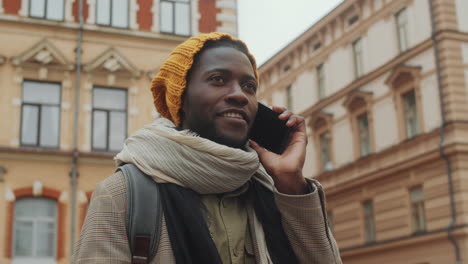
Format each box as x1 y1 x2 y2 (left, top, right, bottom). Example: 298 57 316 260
118 164 162 264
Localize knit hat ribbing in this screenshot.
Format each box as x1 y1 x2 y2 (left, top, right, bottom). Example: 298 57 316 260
150 32 259 127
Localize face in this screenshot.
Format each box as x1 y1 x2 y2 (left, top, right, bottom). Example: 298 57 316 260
181 46 258 148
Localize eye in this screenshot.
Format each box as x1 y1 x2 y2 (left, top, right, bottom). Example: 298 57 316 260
209 75 225 85
243 81 257 92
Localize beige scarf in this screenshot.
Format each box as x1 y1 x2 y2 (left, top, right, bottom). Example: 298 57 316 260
114 118 275 194
115 118 274 263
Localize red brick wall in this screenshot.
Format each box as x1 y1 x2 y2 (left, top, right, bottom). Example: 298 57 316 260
72 0 89 22
4 201 14 258
137 0 153 31
198 0 221 33
4 0 21 14
4 187 65 260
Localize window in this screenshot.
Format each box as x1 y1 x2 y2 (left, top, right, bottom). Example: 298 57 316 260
320 132 332 171
160 0 190 36
96 0 128 28
92 87 127 152
317 64 325 99
348 14 359 26
410 186 426 233
363 200 376 243
403 90 419 138
286 85 293 110
357 113 371 157
13 198 57 262
313 42 322 51
21 81 61 148
352 38 363 78
29 0 64 21
396 8 409 52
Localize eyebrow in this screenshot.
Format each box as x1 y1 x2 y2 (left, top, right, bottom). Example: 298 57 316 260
204 68 257 81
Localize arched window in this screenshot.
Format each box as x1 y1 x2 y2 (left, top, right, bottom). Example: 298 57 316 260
13 197 57 264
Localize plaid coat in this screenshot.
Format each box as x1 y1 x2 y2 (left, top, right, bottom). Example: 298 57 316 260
72 171 342 263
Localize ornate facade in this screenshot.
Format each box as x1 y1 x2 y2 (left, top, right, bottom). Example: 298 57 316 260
258 0 468 263
0 0 238 263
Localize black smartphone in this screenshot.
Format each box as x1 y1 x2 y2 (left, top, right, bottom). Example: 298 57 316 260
249 103 291 154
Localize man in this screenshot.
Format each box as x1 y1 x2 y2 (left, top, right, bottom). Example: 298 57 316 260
73 32 341 264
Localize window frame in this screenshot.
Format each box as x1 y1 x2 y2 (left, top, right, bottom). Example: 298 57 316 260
343 92 375 160
160 0 191 36
20 80 62 149
310 112 334 174
395 8 409 53
95 0 130 28
319 131 332 171
28 0 65 21
91 86 128 152
409 186 426 233
317 63 325 100
386 66 424 142
362 200 376 243
402 90 419 138
357 112 371 157
12 197 58 261
286 84 293 110
352 38 364 78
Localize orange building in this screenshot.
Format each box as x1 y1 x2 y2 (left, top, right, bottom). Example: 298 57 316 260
257 0 468 263
0 0 239 263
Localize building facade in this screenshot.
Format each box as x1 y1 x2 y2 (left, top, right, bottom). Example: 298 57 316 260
258 0 468 263
0 0 238 263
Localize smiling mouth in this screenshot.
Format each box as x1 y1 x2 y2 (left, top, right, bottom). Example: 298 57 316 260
222 112 244 120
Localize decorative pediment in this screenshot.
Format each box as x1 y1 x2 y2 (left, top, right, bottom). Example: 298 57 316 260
309 111 333 131
11 39 73 70
84 48 140 77
343 91 373 112
385 65 421 88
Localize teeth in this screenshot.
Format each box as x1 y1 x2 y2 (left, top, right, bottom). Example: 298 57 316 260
222 112 243 119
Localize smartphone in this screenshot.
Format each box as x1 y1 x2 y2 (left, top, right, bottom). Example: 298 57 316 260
249 103 291 154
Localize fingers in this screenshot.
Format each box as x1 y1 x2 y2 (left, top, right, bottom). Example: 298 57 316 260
270 105 305 128
249 140 270 157
286 115 305 127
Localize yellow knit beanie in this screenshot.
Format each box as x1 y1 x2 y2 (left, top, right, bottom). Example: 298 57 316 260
150 32 259 127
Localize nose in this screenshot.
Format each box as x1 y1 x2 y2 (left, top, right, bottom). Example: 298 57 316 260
225 82 248 106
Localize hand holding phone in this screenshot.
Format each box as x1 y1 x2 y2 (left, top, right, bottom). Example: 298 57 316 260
249 103 309 195
249 103 291 154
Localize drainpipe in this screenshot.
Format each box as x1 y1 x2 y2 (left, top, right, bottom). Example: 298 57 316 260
428 0 461 263
70 0 84 257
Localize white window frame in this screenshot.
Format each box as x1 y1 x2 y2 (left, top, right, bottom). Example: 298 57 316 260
28 0 65 21
12 198 57 264
352 38 363 78
160 0 191 36
95 0 129 28
396 8 409 52
91 87 128 152
20 81 61 148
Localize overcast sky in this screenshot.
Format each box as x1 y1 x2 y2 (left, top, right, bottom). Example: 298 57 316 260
237 0 343 66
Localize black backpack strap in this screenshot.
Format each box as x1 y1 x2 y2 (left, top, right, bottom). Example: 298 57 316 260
118 164 162 264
